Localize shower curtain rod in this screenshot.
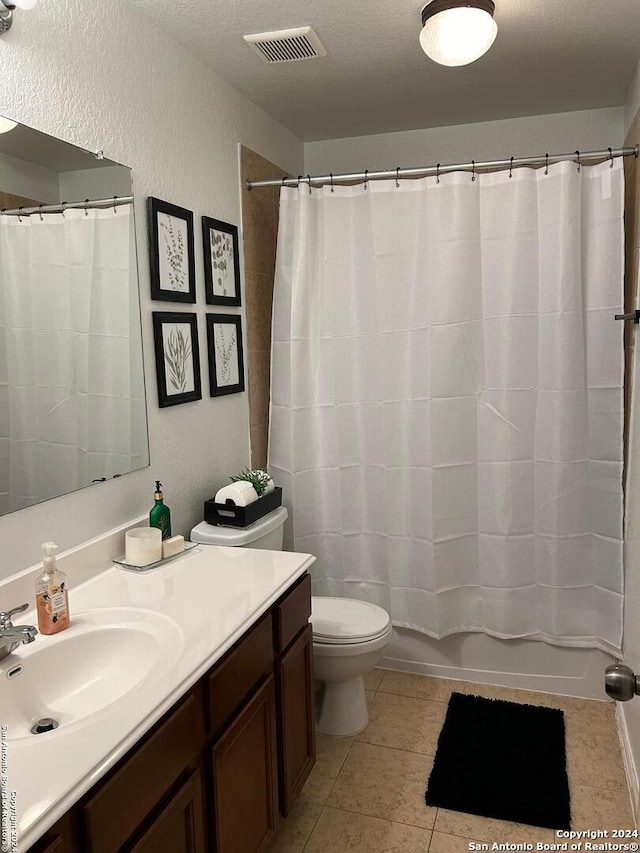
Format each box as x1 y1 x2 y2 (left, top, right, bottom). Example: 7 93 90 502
0 195 133 216
246 146 638 190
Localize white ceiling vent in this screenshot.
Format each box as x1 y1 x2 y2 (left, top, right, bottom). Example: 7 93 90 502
243 27 326 64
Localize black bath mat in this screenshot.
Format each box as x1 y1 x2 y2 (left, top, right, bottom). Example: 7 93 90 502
425 692 571 830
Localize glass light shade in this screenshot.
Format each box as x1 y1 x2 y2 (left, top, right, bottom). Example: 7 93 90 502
420 6 497 66
0 117 17 134
4 0 38 8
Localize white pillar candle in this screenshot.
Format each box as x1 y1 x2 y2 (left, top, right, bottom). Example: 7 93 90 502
125 527 162 566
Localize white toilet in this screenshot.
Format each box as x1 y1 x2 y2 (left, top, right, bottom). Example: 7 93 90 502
190 506 393 737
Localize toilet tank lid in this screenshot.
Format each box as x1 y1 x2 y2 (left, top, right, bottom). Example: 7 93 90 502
190 506 288 547
311 596 391 642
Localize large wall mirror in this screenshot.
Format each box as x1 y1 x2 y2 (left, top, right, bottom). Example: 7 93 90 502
0 115 149 516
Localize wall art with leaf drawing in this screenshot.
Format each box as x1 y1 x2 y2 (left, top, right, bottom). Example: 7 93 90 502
148 197 196 303
202 216 241 306
206 313 245 397
152 312 202 407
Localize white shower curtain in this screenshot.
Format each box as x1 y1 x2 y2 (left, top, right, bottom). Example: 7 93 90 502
269 159 625 654
0 206 146 512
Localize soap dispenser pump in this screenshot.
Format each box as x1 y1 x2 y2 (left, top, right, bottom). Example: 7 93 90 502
149 480 172 540
35 542 70 635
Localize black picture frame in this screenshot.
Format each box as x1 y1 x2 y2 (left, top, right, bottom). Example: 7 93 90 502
206 313 245 397
152 312 202 407
202 216 242 306
148 197 196 303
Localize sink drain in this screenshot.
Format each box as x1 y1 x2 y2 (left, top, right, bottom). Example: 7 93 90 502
31 717 59 735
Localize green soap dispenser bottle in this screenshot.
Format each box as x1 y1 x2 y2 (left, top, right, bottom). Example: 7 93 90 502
150 480 172 540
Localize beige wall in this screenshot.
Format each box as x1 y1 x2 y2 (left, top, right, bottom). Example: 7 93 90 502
240 147 287 469
304 107 624 175
620 60 640 817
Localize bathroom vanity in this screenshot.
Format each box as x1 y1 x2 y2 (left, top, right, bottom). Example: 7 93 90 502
3 541 315 853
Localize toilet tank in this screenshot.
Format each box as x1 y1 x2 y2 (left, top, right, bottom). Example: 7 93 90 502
190 506 288 550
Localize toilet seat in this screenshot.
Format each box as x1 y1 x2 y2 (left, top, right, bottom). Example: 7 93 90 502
311 597 391 645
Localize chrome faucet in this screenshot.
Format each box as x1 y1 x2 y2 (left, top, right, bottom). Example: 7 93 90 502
0 603 37 661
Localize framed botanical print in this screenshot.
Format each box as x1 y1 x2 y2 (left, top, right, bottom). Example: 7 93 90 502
152 312 202 407
148 197 196 303
206 313 245 396
202 216 241 306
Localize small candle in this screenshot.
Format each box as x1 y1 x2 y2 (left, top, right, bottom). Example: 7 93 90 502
125 527 162 566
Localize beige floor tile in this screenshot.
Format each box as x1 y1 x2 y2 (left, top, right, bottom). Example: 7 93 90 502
357 691 447 755
565 718 627 792
429 832 482 853
434 809 557 844
267 798 323 853
304 806 432 853
569 785 635 830
460 683 615 720
364 668 386 691
301 733 354 804
328 741 437 828
379 671 465 703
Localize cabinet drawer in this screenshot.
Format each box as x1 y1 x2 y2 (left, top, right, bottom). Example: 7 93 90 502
128 769 205 853
81 693 200 853
207 613 273 736
273 573 311 654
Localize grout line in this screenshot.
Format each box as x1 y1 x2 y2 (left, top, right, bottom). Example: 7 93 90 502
299 803 325 853
309 803 435 832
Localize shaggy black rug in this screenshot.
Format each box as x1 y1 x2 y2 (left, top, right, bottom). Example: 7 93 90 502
425 692 571 830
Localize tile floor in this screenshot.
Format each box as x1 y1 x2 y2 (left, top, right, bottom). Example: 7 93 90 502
269 669 636 853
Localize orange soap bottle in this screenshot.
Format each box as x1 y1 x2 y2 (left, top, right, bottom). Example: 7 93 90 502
35 542 70 635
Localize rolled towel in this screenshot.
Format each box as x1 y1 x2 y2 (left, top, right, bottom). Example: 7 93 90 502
215 481 259 506
262 478 275 495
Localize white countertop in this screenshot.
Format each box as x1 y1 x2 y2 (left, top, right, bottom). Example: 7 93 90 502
3 544 315 851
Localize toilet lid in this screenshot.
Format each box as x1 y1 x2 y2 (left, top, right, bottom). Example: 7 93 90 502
311 597 391 644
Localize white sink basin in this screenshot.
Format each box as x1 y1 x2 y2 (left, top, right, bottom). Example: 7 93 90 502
1 608 183 741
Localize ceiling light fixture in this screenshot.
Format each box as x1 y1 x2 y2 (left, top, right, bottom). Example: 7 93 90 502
0 117 17 134
419 0 497 67
0 0 39 36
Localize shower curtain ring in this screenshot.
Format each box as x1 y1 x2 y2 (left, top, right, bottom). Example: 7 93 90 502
609 147 614 168
364 169 369 191
575 151 581 172
61 201 67 218
545 153 549 175
17 207 23 222
38 204 43 221
307 175 312 195
509 157 513 178
330 173 334 192
471 160 476 182
113 195 118 213
84 199 90 216
297 175 302 188
436 163 440 184
395 167 400 188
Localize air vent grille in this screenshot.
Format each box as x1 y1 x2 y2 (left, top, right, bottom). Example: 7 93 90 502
243 27 326 63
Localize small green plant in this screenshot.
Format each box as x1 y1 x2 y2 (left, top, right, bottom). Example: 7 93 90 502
230 467 271 497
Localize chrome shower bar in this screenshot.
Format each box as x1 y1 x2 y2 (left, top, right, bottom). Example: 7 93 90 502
0 195 133 216
246 146 638 190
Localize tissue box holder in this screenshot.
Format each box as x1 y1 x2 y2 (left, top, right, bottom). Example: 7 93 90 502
204 486 283 528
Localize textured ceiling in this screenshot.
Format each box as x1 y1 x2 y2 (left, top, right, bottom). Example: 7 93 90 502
124 0 640 141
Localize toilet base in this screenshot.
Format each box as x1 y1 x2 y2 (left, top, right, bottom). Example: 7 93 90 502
316 675 369 737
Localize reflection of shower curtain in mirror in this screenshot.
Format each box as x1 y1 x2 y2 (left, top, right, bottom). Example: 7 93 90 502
0 207 145 512
270 160 625 654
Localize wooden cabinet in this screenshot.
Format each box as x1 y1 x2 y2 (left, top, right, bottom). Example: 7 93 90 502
210 677 278 853
276 624 315 817
129 770 205 853
25 572 314 853
27 816 76 853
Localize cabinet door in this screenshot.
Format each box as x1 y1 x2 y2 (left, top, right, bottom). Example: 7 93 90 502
128 769 205 853
210 676 278 853
275 624 316 816
28 815 77 853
